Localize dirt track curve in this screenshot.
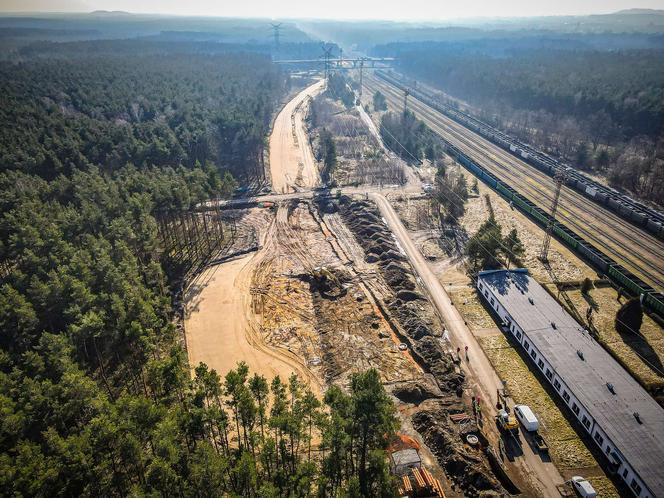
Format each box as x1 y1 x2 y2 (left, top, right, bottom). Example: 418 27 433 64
184 80 327 393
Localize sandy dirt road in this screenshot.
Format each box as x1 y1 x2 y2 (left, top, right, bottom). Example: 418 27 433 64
371 192 564 497
185 225 323 394
184 81 326 392
270 79 324 194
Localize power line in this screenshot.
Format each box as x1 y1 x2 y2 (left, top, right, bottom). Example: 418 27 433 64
329 74 664 383
270 23 283 52
361 74 572 273
362 75 664 379
540 167 567 262
353 79 534 274
320 43 334 86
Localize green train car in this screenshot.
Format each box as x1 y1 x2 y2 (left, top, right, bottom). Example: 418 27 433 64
441 140 664 318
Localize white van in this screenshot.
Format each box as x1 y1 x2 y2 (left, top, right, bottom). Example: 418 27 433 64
570 476 597 498
513 404 539 432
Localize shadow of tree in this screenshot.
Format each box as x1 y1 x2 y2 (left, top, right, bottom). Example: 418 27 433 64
613 324 664 379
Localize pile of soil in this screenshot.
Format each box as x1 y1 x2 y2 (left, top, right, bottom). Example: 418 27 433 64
412 400 503 497
390 378 443 405
340 199 464 393
340 198 504 496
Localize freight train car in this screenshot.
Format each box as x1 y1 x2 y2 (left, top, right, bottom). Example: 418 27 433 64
439 139 663 318
376 70 664 240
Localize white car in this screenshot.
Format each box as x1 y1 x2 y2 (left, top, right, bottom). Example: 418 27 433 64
570 476 597 498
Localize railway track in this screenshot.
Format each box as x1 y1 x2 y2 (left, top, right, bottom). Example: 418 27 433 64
365 74 664 293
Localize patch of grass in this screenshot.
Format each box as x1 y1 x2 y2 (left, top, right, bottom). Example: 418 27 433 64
449 286 496 329
478 334 619 496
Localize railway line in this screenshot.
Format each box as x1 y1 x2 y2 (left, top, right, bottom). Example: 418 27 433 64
364 74 664 294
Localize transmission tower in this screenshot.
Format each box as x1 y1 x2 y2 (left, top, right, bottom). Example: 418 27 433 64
320 43 334 85
358 58 365 100
539 167 568 262
403 88 410 114
270 23 283 51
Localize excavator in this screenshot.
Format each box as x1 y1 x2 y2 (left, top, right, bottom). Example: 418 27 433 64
309 266 344 298
496 409 519 435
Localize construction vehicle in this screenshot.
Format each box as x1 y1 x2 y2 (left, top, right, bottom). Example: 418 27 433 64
309 266 344 297
496 409 519 434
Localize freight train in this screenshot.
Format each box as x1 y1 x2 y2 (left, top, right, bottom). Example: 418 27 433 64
375 70 664 240
445 138 664 317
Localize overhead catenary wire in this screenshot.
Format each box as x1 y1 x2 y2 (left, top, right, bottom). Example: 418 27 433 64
368 73 664 288
363 74 664 299
360 74 664 357
315 69 664 401
358 77 532 270
323 68 664 383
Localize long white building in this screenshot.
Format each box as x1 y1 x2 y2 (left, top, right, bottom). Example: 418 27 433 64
477 269 664 498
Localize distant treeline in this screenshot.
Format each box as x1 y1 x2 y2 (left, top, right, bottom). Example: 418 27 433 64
0 15 312 45
374 43 664 139
301 17 664 52
16 39 331 62
0 51 285 181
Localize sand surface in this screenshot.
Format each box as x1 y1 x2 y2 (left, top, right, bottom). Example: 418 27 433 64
270 79 324 194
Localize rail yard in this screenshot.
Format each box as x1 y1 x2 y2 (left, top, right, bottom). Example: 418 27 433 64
363 73 664 302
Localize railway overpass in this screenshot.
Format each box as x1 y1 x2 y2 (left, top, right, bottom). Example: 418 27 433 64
273 57 395 68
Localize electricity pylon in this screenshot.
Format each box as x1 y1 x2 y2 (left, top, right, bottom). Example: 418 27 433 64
540 167 568 262
270 23 283 51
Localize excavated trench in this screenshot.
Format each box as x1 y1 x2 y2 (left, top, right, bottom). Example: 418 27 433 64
338 196 508 497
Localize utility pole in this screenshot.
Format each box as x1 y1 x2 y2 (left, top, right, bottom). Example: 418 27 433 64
270 23 283 53
321 43 334 86
539 167 568 262
403 88 410 114
359 58 365 100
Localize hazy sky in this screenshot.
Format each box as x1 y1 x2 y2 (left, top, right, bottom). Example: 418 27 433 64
1 0 662 20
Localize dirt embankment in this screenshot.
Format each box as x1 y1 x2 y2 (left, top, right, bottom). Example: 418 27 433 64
338 197 506 497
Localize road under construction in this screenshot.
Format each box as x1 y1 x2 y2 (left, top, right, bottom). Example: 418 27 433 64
185 76 595 497
182 67 664 496
363 72 664 296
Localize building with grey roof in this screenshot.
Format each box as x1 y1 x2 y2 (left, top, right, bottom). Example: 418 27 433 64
390 448 421 476
477 269 664 498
